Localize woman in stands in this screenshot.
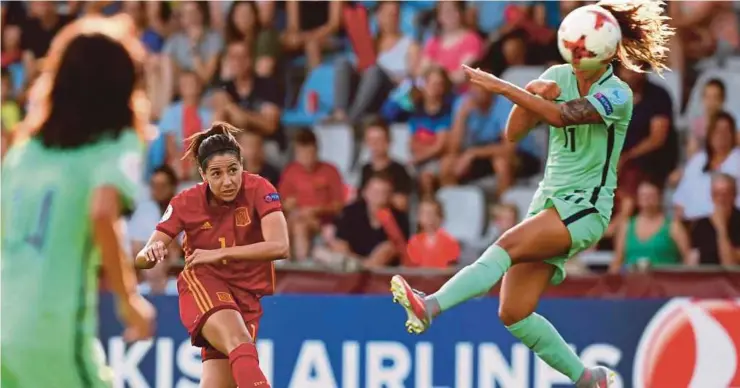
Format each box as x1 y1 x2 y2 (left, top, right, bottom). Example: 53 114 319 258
390 2 673 387
137 122 289 388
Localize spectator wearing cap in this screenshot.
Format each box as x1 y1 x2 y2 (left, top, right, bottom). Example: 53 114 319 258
674 112 740 221
318 172 410 269
160 71 213 181
128 165 182 294
213 40 284 155
280 129 344 261
359 116 413 212
442 80 540 197
688 173 740 266
406 198 459 269
235 128 281 187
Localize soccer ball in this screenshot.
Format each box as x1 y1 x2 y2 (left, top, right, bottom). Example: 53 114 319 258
557 5 622 70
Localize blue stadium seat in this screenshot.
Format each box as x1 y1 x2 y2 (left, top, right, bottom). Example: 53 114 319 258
281 64 336 127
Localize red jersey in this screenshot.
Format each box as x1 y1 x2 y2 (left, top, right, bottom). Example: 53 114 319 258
156 172 283 295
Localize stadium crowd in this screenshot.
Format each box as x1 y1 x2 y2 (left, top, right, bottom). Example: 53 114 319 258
2 0 739 294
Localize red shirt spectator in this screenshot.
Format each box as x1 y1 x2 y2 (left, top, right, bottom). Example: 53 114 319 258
406 198 460 268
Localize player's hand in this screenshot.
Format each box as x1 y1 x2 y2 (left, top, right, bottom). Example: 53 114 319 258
137 241 168 269
462 65 505 93
119 294 155 342
185 249 224 267
525 80 561 100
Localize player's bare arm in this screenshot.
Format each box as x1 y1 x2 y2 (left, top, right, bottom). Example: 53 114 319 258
505 80 561 141
136 230 174 269
463 65 604 131
559 98 605 126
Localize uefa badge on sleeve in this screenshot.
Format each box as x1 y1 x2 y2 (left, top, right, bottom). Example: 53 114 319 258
264 193 280 203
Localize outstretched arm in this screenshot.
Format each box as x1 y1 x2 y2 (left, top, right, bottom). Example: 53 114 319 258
464 66 605 129
505 79 560 142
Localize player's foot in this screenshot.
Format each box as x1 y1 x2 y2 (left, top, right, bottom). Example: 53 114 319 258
575 366 616 388
390 275 431 334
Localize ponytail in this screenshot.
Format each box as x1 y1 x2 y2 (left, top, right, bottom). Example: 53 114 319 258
598 0 674 75
183 121 243 169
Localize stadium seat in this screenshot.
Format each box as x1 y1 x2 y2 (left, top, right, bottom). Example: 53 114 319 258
648 71 682 122
685 69 740 125
501 66 546 88
281 64 336 127
314 123 355 178
389 123 412 164
500 186 537 220
436 186 487 245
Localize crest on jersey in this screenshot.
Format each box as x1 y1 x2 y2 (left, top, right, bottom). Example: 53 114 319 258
607 88 628 105
216 292 234 303
235 207 251 227
160 204 173 223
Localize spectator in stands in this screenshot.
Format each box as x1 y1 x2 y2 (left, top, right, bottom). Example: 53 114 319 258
128 165 181 294
687 79 727 157
225 1 280 78
122 1 167 54
214 41 283 149
382 67 453 196
331 1 419 124
160 71 213 181
280 129 345 261
615 65 678 220
325 172 409 268
442 82 540 197
1 24 21 67
282 0 343 70
420 1 482 86
236 128 280 187
406 198 459 269
21 2 73 80
161 1 223 103
359 116 413 212
610 180 692 273
1 71 21 132
674 112 740 220
689 173 740 266
481 203 519 248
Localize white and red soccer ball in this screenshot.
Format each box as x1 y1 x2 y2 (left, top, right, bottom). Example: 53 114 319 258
557 5 622 70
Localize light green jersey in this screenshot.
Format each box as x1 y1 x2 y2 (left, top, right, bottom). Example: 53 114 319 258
1 130 142 354
536 64 633 218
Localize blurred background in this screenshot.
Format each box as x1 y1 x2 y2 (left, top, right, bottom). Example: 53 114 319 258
2 1 740 387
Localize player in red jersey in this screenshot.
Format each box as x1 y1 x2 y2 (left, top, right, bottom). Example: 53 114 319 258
136 122 289 388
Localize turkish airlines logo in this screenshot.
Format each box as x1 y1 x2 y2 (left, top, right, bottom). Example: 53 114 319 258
633 298 740 388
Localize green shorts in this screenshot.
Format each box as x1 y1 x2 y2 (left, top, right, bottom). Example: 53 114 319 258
1 337 112 388
526 191 609 285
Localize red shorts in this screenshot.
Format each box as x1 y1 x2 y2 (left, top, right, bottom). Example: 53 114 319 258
177 267 263 361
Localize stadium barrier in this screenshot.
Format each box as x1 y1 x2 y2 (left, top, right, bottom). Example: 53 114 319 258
99 269 740 388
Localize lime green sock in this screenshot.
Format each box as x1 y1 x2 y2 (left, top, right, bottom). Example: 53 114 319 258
431 244 511 312
506 313 585 382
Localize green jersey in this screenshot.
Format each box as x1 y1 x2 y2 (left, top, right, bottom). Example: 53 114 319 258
1 131 142 366
536 64 633 219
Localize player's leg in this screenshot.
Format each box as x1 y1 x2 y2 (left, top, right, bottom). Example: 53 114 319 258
391 207 569 332
201 309 270 388
201 357 236 388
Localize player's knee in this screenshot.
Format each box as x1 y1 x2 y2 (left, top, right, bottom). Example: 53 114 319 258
498 302 531 327
223 332 255 353
495 231 522 262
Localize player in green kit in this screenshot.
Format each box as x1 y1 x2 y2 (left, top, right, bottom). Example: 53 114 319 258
1 16 154 388
389 1 673 387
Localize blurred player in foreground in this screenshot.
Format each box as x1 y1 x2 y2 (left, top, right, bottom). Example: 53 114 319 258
137 122 289 388
1 15 155 388
390 1 673 387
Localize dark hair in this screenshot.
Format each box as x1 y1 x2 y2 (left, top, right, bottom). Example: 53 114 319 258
225 1 260 43
705 78 726 100
0 68 9 80
152 164 179 187
366 170 394 187
597 0 674 74
184 121 243 169
293 128 318 147
23 16 147 149
703 111 736 172
184 1 211 28
361 115 391 140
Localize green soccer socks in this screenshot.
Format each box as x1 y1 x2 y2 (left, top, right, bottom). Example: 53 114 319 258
430 244 512 313
506 313 586 383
